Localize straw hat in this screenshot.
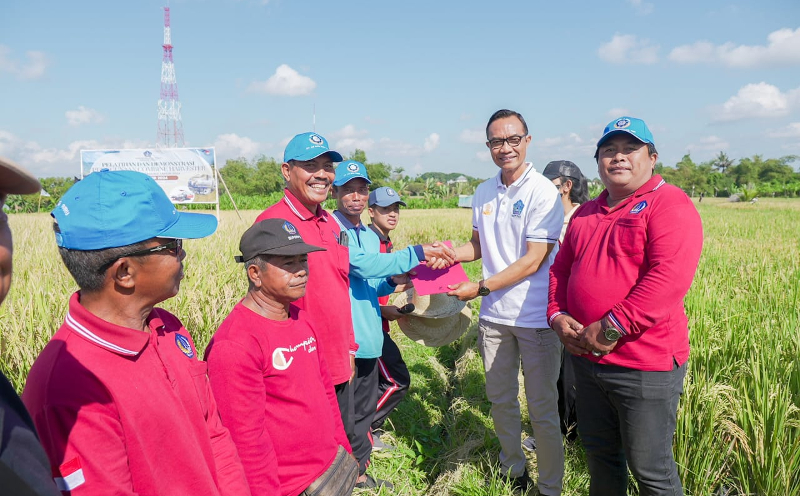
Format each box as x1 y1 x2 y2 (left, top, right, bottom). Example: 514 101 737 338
393 289 473 347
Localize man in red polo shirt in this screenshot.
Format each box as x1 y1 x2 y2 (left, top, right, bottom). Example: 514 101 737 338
548 117 703 496
254 132 357 423
23 170 250 496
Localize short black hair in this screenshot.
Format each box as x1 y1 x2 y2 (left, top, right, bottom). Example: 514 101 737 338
558 175 590 204
244 254 270 291
486 109 529 138
54 223 152 293
594 142 658 161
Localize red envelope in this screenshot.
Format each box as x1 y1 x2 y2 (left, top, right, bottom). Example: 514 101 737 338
410 241 470 296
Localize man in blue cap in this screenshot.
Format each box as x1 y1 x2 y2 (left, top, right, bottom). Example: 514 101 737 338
331 160 454 489
23 170 250 496
255 132 365 439
548 117 703 495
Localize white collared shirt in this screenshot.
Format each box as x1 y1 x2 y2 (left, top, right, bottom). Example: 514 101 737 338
471 163 564 327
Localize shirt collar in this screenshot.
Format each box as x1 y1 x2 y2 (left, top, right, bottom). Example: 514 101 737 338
65 292 153 357
494 162 534 190
368 223 391 243
332 210 366 231
282 188 328 222
596 174 667 209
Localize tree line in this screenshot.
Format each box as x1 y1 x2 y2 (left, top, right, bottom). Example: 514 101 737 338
5 151 798 214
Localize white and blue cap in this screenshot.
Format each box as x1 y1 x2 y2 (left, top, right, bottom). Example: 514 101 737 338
333 160 371 187
52 170 218 250
283 132 344 163
597 117 655 148
369 186 407 207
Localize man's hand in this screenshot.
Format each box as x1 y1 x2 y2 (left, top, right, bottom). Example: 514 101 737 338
391 273 411 286
550 314 586 355
447 281 479 301
380 305 404 321
422 241 456 269
349 355 356 383
578 320 618 356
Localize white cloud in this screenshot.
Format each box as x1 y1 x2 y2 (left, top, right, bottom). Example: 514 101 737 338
607 108 630 118
711 82 800 122
0 131 152 177
686 135 730 152
0 45 49 80
459 128 485 144
475 150 491 162
537 133 584 148
770 122 800 138
247 64 316 96
669 28 800 68
626 0 654 15
329 124 374 153
598 34 659 64
65 106 105 126
213 133 263 161
423 133 440 152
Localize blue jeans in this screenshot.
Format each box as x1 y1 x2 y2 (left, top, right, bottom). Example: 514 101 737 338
571 355 686 496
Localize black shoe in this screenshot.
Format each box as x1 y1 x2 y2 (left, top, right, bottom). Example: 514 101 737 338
502 470 531 494
355 474 394 489
521 436 537 452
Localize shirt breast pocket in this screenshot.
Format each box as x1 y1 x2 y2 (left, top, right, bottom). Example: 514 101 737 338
187 360 211 418
608 218 646 257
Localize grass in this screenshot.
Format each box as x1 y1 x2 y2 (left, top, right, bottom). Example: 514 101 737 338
1 197 799 495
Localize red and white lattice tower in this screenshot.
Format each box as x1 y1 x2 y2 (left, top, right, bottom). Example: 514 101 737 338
156 7 184 148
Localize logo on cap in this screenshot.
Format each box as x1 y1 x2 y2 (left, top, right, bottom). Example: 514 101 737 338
630 200 648 214
282 221 298 235
143 150 152 157
347 163 359 172
309 134 323 145
614 118 631 129
175 334 195 358
386 188 396 197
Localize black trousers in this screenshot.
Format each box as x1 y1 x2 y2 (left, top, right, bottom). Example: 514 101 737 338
351 358 379 475
372 333 411 431
334 380 355 449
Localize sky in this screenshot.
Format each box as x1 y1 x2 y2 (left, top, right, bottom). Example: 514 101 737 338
1 0 799 180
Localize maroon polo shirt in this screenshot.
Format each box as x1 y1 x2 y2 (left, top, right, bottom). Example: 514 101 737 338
255 189 357 385
22 292 250 496
548 175 704 371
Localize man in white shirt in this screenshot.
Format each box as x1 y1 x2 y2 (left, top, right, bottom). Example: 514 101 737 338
445 109 564 495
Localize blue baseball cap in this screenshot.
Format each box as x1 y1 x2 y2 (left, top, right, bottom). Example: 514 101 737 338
283 132 343 163
333 160 371 187
369 186 406 207
596 117 655 148
52 170 218 250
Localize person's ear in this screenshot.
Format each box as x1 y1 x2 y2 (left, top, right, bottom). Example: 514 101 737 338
247 263 263 289
563 178 574 194
111 259 136 290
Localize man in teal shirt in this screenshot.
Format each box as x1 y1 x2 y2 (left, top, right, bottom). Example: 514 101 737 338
331 160 454 489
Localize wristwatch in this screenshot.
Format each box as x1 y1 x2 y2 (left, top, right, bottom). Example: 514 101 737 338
603 318 622 342
477 280 491 297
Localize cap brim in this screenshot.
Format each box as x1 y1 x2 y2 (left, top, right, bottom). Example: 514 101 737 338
158 211 218 239
239 243 326 262
596 130 650 148
291 150 344 163
333 175 372 187
370 199 407 207
0 156 41 195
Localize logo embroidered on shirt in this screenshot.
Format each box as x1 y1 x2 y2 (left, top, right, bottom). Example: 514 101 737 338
512 200 524 217
55 457 86 491
175 334 195 358
482 204 493 215
272 336 317 371
630 200 648 214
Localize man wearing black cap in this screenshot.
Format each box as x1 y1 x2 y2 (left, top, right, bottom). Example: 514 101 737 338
206 219 356 496
548 117 703 495
0 157 60 495
541 161 591 243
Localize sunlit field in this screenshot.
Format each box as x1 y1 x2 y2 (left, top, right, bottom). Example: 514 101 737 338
1 198 799 495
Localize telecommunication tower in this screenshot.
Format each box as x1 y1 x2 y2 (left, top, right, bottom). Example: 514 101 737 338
156 6 185 148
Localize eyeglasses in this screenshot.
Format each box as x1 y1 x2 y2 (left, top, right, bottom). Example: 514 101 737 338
487 135 527 150
99 239 183 273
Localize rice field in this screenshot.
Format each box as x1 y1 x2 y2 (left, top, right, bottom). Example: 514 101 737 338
1 198 799 495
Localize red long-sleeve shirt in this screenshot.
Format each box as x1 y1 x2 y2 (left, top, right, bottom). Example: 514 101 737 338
206 303 350 496
256 190 357 385
548 175 703 371
22 293 250 496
